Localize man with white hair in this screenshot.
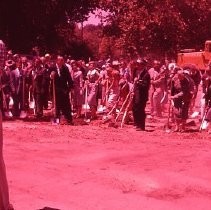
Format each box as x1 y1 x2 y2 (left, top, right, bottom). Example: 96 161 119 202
171 69 195 132
0 39 13 210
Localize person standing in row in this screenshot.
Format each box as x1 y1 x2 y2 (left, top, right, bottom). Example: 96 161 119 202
71 61 84 118
148 60 160 116
151 65 168 117
132 59 150 131
86 61 100 120
50 56 74 125
171 69 194 132
33 57 50 118
2 61 13 118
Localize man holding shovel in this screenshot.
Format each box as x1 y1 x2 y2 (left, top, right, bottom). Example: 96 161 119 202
170 69 194 132
50 56 74 125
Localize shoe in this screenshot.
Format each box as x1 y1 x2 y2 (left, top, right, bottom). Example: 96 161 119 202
61 121 74 125
173 126 179 132
75 114 82 119
67 122 74 125
7 204 14 210
8 111 13 117
19 110 27 119
147 115 153 119
179 128 186 133
135 127 145 131
190 111 199 118
4 111 9 118
64 120 74 125
179 123 186 132
91 115 98 120
36 114 43 119
84 118 91 123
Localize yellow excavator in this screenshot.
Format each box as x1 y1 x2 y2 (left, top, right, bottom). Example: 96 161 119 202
177 40 211 70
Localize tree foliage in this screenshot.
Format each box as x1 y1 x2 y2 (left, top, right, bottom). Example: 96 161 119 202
99 0 211 57
0 0 98 53
0 0 210 59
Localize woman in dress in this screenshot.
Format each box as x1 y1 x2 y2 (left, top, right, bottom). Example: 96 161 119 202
86 61 100 120
71 61 84 118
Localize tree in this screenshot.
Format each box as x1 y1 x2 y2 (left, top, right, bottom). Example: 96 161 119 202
80 24 102 59
98 0 211 57
0 0 98 53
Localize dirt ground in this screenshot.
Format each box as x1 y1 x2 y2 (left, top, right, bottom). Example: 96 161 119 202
2 110 211 210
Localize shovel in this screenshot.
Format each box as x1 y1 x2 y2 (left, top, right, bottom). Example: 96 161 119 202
84 84 90 123
199 106 209 131
164 99 173 132
51 78 59 125
120 93 133 128
19 75 28 119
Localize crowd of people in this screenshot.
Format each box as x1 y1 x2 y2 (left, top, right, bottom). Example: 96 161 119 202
0 40 211 132
1 38 211 209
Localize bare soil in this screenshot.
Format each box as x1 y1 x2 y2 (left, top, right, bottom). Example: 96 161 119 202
3 113 211 210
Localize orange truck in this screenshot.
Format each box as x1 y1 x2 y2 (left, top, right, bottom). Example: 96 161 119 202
177 40 211 70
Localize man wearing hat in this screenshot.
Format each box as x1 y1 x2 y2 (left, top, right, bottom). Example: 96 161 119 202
132 59 150 131
1 60 15 118
171 69 195 132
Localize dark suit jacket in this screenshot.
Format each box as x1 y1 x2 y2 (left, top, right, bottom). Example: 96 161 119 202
134 68 150 103
33 66 50 94
51 64 73 95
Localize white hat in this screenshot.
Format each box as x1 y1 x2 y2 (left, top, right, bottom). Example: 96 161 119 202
168 63 176 70
112 60 120 66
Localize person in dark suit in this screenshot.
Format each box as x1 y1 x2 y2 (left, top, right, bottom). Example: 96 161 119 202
33 57 50 118
9 61 23 117
132 59 150 131
50 56 74 125
0 40 7 114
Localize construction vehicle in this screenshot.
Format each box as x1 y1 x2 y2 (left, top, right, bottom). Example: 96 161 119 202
177 40 211 70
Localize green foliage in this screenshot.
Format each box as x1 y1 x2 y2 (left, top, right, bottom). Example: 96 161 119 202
82 24 102 59
0 0 98 53
99 0 211 58
0 0 210 59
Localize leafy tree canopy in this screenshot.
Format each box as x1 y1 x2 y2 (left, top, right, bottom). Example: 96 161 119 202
0 0 210 59
99 0 211 57
0 0 98 53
